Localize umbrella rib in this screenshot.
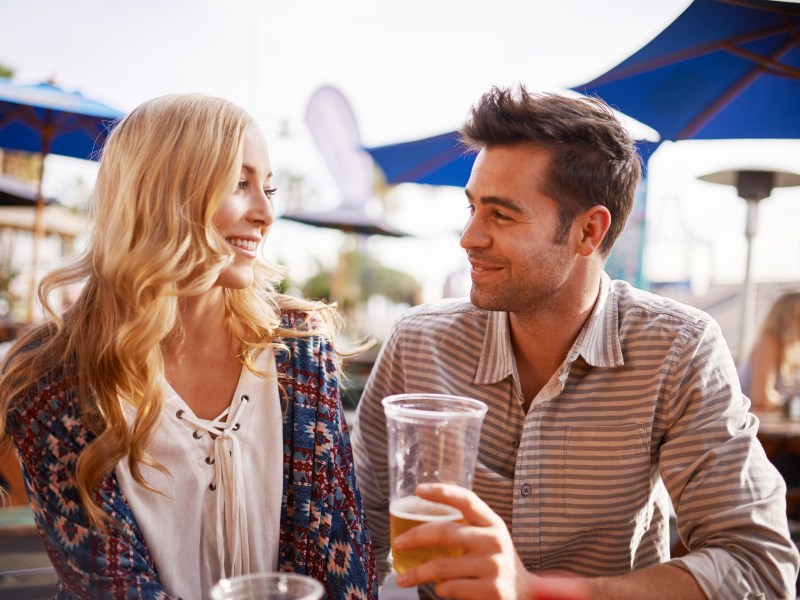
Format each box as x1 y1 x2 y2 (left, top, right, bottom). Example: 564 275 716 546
723 43 800 79
394 143 471 184
50 110 112 145
678 37 797 138
585 22 797 86
718 0 800 19
0 104 43 132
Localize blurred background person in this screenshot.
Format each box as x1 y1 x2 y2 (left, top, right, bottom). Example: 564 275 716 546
740 290 800 414
740 290 800 502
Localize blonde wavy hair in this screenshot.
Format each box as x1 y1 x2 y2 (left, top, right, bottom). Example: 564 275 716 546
759 290 800 386
0 94 344 526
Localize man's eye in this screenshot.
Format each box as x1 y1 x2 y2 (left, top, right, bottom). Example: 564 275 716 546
466 204 475 215
494 211 510 221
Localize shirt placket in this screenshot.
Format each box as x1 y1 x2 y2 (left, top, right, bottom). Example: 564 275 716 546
513 384 541 572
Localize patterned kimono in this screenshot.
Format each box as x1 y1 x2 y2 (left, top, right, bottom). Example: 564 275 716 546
6 311 378 599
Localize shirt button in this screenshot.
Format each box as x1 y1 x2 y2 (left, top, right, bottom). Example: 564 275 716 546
510 439 520 448
521 484 532 496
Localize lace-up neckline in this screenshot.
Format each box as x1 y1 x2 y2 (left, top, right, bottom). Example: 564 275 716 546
176 394 251 578
114 348 283 597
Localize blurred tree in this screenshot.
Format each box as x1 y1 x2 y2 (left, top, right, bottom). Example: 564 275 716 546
274 169 319 213
0 61 13 79
302 248 420 311
0 258 19 318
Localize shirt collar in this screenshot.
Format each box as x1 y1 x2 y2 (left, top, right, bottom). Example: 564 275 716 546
475 310 516 385
574 271 624 369
473 272 623 387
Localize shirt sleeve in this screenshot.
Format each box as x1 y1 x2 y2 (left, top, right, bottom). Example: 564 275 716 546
351 319 408 583
658 317 800 598
8 378 176 599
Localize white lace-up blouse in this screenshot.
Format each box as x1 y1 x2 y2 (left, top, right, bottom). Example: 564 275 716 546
116 348 283 599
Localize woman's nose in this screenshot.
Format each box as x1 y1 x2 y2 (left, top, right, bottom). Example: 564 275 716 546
250 189 275 227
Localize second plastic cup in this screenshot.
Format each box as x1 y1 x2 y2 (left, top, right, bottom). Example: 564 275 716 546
209 572 324 600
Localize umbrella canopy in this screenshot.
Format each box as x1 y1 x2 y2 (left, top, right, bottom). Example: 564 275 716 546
0 78 124 319
571 0 800 141
366 132 660 188
281 206 408 237
0 174 59 208
0 78 123 158
365 131 476 187
571 0 800 363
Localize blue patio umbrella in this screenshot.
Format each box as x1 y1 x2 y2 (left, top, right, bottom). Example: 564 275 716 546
365 131 476 187
365 131 660 188
571 0 800 361
0 78 124 318
570 0 800 141
0 78 123 158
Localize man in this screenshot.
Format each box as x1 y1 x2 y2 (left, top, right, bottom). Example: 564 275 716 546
351 85 799 599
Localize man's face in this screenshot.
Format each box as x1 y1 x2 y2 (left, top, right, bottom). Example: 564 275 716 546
460 143 579 315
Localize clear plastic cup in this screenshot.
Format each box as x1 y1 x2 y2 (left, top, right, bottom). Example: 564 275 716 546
382 393 488 573
209 573 324 600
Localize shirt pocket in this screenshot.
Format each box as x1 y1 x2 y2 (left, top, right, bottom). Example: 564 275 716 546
561 424 651 527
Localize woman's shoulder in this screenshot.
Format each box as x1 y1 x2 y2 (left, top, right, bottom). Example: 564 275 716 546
5 360 79 443
279 309 314 331
278 308 333 337
3 326 73 416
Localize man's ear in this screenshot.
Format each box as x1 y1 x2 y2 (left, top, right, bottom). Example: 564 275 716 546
575 205 611 257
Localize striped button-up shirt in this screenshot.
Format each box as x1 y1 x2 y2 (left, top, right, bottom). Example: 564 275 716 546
352 273 799 599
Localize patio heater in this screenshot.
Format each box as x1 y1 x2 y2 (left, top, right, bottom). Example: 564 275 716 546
697 168 800 364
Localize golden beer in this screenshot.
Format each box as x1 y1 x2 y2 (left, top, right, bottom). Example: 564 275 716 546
389 495 466 574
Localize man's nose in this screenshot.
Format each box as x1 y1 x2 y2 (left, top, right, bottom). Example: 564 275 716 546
460 216 490 250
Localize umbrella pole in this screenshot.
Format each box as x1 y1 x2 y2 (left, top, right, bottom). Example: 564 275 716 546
27 122 53 322
27 159 46 322
737 198 759 365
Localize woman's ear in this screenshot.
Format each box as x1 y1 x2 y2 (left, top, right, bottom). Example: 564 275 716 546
575 205 611 257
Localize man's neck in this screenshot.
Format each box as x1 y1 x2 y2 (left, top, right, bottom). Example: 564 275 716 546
509 275 602 409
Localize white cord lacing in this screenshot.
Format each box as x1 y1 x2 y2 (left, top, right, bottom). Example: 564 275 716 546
176 395 250 578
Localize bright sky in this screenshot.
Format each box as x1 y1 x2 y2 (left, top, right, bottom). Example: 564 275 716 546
1 0 799 304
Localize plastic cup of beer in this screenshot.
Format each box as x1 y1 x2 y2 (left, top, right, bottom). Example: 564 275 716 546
382 393 488 574
209 572 324 600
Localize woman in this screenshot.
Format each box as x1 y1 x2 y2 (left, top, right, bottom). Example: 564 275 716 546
0 94 377 599
741 291 800 412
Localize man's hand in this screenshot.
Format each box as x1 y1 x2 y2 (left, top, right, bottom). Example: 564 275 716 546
393 483 589 600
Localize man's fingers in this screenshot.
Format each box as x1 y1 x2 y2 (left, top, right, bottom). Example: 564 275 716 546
393 519 503 555
415 483 502 528
396 554 502 589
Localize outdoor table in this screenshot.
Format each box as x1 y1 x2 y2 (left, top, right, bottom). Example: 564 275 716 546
755 412 800 461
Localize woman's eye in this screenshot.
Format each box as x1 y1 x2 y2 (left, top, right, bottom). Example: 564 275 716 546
237 180 248 190
264 187 277 198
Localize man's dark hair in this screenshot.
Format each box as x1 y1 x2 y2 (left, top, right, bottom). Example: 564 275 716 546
459 85 642 256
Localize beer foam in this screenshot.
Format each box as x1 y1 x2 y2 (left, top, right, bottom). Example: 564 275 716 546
390 495 464 522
